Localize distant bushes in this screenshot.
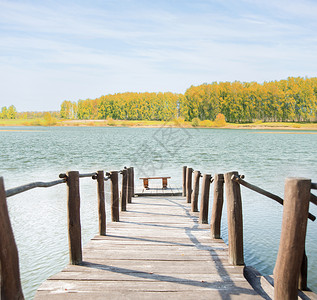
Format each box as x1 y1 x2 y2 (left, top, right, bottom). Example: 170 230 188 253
191 117 200 127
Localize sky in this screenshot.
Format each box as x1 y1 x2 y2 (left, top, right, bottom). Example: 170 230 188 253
0 0 317 112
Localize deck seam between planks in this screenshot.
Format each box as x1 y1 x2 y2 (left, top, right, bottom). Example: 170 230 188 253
35 195 263 299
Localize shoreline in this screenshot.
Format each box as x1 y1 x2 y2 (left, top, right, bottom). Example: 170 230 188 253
0 119 317 130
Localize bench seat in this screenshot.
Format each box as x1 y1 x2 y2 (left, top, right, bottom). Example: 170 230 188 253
139 177 171 189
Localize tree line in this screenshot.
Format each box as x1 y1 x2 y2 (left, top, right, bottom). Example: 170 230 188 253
60 92 182 121
182 77 317 123
2 77 317 123
60 77 317 123
0 107 60 120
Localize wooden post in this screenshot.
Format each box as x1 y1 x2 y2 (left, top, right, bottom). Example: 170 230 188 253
131 167 135 197
186 167 193 203
191 171 201 212
298 249 308 291
121 169 128 211
127 167 132 204
199 174 211 224
67 171 82 265
224 171 244 265
0 177 24 299
274 177 311 300
97 170 106 236
182 166 187 197
211 174 224 239
110 171 119 222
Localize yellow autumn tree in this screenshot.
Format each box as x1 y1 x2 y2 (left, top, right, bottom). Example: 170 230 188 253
214 113 227 127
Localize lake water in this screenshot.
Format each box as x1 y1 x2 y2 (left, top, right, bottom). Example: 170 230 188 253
0 126 316 299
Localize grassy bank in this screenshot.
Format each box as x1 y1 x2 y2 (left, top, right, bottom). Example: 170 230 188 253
1 118 317 130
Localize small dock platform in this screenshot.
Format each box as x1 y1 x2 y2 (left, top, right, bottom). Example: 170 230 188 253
35 195 262 299
135 184 182 196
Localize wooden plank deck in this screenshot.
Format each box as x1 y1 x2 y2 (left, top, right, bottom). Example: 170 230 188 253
35 196 263 299
135 184 182 196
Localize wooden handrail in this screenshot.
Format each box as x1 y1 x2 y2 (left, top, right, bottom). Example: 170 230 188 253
310 193 317 206
79 172 97 178
232 175 316 222
1 166 134 298
6 179 66 198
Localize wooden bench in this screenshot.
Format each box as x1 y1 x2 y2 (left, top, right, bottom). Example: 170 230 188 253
139 177 171 189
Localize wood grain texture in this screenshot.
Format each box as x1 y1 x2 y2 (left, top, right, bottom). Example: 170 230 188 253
211 174 224 239
199 174 211 224
36 195 262 299
127 167 132 204
186 168 193 203
224 172 244 266
97 170 106 236
120 169 128 212
0 177 24 300
182 166 187 197
191 171 201 212
274 178 311 300
67 171 82 265
131 167 135 197
110 171 119 222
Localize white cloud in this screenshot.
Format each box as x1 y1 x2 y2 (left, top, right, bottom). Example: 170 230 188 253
0 0 316 111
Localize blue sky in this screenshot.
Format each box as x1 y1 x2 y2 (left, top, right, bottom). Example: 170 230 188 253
1 0 317 111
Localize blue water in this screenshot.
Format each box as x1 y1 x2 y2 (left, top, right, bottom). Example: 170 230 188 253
0 126 316 299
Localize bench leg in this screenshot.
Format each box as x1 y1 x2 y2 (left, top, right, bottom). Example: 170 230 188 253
143 179 149 189
162 178 168 189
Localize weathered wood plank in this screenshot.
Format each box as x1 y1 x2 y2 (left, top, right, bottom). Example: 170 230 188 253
37 278 258 292
36 289 260 300
36 195 262 299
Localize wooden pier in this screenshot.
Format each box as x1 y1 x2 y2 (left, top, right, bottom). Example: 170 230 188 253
1 166 317 299
35 195 262 299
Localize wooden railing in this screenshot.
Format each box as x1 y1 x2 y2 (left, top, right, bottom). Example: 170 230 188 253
0 167 135 300
183 165 316 300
